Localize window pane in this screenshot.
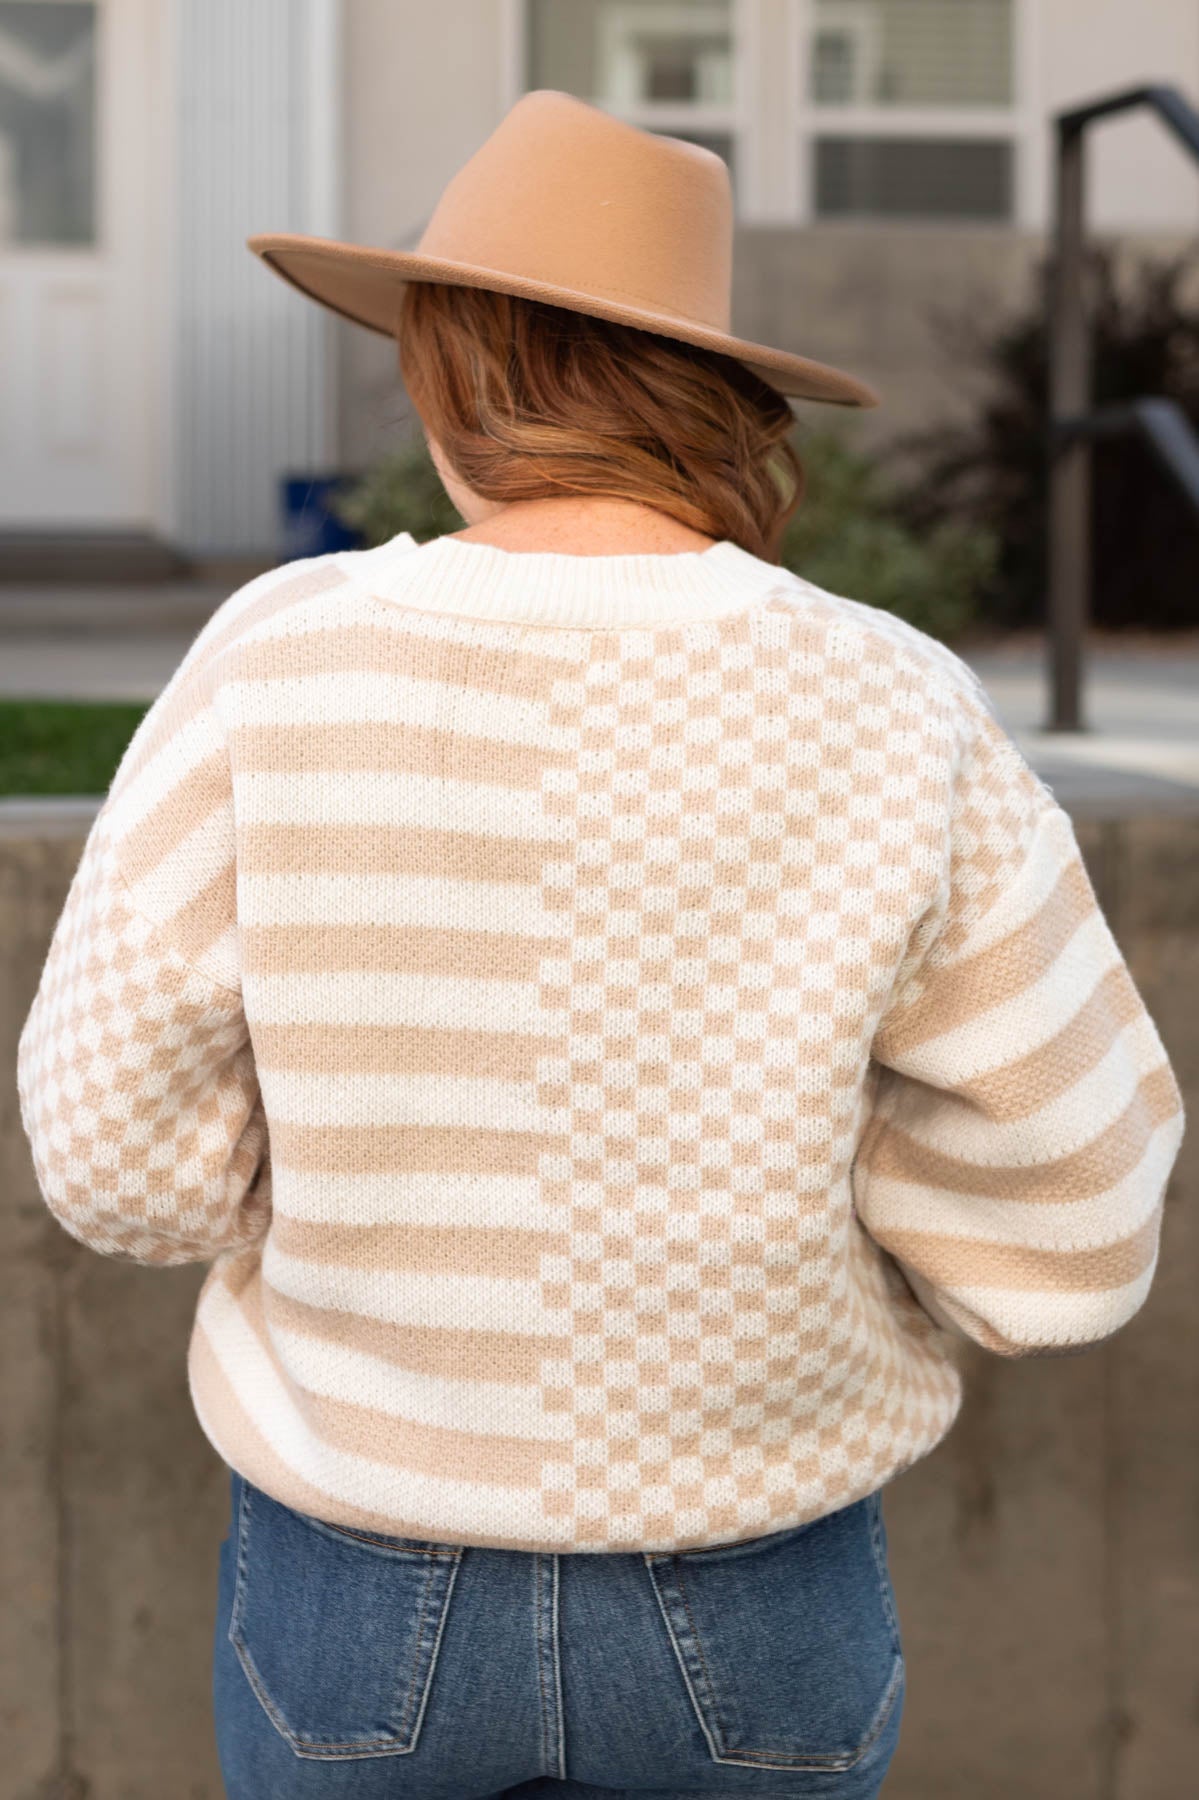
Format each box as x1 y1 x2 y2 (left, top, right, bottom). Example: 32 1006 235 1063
527 0 734 108
0 1 96 246
814 136 1012 219
809 0 1013 108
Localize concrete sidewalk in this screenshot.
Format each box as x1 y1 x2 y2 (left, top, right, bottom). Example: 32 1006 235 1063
960 635 1199 815
2 585 1196 813
0 582 228 704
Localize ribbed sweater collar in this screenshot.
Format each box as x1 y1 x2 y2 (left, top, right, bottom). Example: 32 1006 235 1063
359 531 789 628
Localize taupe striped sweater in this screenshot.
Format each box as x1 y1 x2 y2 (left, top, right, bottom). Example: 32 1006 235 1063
16 532 1184 1553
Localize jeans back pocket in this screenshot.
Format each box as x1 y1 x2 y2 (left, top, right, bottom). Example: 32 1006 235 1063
642 1491 903 1773
228 1474 463 1760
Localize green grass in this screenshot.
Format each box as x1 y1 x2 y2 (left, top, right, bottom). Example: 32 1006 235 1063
0 699 150 797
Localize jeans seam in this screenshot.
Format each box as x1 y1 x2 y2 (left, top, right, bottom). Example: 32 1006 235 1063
313 1519 460 1556
670 1560 730 1748
867 1492 903 1657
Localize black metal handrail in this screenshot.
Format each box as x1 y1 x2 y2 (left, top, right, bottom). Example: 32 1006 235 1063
1053 398 1199 510
1047 83 1199 731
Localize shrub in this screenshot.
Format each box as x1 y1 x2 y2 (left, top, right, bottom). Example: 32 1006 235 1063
781 424 997 643
884 241 1199 631
331 436 464 546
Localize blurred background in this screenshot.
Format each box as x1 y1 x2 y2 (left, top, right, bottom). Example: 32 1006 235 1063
1 4 1196 1798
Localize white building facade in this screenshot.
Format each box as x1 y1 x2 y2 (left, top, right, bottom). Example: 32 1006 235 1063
2 0 1197 559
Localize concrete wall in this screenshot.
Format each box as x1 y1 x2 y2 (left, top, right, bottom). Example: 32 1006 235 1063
2 800 1195 1798
731 225 1199 462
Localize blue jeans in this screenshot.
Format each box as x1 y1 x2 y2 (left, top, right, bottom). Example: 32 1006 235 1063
213 1467 905 1799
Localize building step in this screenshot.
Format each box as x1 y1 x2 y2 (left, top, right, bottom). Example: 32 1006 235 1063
0 532 194 584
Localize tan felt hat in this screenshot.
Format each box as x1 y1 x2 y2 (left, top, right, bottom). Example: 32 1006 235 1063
248 88 880 410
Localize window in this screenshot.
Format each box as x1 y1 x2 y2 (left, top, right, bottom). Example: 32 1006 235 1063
524 0 739 195
804 0 1018 221
515 0 1026 225
809 0 1013 108
815 136 1011 219
0 1 96 246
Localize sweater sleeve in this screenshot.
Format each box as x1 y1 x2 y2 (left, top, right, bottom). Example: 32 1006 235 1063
853 694 1185 1358
15 656 270 1267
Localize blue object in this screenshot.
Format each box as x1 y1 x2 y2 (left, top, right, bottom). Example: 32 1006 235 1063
279 474 363 562
213 1465 904 1793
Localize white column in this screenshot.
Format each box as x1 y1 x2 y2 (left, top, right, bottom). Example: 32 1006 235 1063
173 0 343 556
742 0 804 224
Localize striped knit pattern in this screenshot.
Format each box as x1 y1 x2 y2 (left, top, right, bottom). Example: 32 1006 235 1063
16 531 1184 1553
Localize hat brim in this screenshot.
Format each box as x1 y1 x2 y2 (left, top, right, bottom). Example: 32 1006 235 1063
247 232 881 409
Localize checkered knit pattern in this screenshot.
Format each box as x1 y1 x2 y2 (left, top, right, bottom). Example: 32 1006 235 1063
15 818 270 1265
16 531 1184 1552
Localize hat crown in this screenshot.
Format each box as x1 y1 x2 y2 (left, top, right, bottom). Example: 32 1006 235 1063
415 89 734 332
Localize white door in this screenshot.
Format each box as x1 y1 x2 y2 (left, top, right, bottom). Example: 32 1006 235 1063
0 0 165 528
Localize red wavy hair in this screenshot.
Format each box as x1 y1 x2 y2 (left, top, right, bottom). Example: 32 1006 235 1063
396 281 805 562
